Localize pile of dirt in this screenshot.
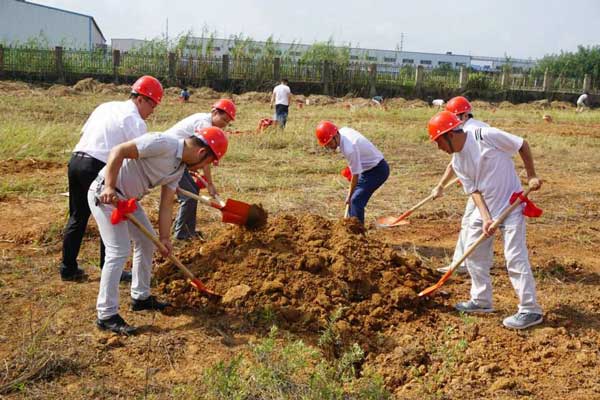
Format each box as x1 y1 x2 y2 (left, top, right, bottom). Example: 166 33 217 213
234 91 270 103
404 99 429 108
0 158 63 174
306 94 338 106
470 100 493 109
72 77 101 93
385 97 408 108
531 99 551 109
156 214 437 351
194 86 222 99
98 83 131 95
551 100 574 109
47 84 75 96
498 100 516 109
0 81 31 92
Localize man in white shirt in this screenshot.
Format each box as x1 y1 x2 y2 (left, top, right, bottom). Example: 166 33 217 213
427 110 543 330
163 99 236 240
576 91 589 112
431 96 489 274
270 78 292 129
89 127 228 334
315 121 389 224
60 75 163 282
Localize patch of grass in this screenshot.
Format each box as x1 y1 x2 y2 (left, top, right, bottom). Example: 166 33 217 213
200 325 391 400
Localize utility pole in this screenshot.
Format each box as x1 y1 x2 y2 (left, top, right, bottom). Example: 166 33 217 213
400 32 405 52
166 18 169 50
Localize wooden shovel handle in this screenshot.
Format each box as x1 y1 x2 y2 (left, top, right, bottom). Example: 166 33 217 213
418 188 532 297
177 187 223 209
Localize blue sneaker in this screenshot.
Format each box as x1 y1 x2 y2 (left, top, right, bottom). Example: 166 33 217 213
502 313 543 330
455 300 494 313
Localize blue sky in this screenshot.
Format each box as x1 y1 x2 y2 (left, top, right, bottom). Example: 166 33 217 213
37 0 599 59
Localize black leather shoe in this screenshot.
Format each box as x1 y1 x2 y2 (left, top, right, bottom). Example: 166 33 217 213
120 270 132 283
131 295 171 312
96 314 137 335
60 267 87 282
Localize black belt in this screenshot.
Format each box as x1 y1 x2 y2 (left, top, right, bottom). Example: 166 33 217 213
73 151 94 159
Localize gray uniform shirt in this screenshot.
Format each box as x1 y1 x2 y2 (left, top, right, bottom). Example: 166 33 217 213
98 133 185 199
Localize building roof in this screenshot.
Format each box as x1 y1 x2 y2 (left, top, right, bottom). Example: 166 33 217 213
18 0 106 42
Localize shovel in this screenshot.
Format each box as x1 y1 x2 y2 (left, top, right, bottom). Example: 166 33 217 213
177 187 266 229
123 211 221 299
376 177 460 228
418 188 532 297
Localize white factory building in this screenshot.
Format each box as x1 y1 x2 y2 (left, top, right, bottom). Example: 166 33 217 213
111 37 536 71
0 0 106 50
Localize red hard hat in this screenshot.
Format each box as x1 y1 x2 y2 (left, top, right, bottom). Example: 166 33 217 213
315 121 338 146
428 111 462 142
445 96 472 114
195 126 228 165
131 75 163 105
212 99 236 121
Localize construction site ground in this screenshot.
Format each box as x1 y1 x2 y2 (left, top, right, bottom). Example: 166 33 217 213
0 80 599 399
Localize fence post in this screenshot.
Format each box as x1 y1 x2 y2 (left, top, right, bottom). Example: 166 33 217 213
583 74 591 93
273 57 280 82
55 46 65 83
542 68 552 92
222 54 229 80
458 66 468 90
368 63 377 97
168 52 176 86
322 61 330 95
501 71 509 89
112 49 120 84
0 45 4 79
415 65 424 92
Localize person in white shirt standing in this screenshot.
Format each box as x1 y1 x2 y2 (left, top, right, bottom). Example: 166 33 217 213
427 110 543 330
431 96 490 274
270 78 292 129
576 91 589 112
60 75 163 282
163 99 236 240
315 121 389 224
89 127 228 334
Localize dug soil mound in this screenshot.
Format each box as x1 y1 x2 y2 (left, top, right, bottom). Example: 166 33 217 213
156 214 438 351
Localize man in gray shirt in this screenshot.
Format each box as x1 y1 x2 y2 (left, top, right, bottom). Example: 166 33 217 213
88 127 228 334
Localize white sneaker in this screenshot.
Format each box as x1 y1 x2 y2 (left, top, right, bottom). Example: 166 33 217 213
437 264 467 274
455 300 494 313
502 313 543 330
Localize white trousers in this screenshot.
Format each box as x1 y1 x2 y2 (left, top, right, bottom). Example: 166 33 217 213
88 180 155 320
452 197 475 266
463 210 542 314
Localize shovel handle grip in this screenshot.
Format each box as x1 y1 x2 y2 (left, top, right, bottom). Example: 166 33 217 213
192 175 227 207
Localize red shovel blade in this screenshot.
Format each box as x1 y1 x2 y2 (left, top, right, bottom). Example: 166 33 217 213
219 198 251 226
221 210 247 226
190 278 221 298
375 211 413 228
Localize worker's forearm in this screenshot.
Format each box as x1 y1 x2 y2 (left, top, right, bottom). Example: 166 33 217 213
471 191 492 222
158 187 175 239
518 140 537 179
436 163 456 187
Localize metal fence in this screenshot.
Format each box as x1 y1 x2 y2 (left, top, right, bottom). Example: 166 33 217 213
0 45 597 96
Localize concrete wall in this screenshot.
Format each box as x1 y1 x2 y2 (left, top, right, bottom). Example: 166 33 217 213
0 0 104 49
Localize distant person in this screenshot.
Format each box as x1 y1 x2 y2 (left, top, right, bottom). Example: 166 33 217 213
60 75 163 282
180 87 190 102
315 121 390 224
163 99 236 241
371 95 384 107
270 78 292 128
576 91 589 112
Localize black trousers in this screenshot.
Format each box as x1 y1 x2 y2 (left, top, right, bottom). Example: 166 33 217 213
61 153 106 273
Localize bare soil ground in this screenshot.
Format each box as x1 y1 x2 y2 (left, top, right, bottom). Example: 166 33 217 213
0 83 599 399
